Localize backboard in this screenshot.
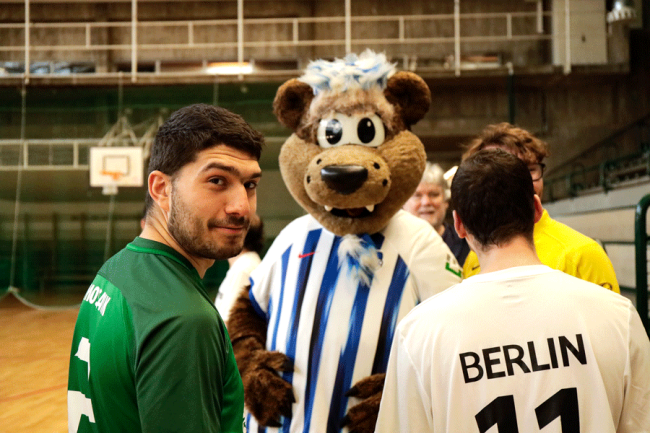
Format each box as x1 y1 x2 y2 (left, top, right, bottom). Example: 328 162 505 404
89 147 144 194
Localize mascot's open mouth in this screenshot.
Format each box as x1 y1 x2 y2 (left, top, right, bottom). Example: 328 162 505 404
324 204 375 218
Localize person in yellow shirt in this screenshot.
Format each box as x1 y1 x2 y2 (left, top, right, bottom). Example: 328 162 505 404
461 122 620 293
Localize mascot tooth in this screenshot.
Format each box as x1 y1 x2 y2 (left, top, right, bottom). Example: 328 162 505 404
227 50 463 433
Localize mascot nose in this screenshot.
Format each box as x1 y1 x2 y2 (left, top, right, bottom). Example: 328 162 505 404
321 165 368 195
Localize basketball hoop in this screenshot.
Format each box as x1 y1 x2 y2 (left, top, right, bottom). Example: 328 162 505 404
100 170 122 195
101 170 125 181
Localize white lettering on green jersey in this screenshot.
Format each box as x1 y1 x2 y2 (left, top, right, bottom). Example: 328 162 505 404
82 284 111 316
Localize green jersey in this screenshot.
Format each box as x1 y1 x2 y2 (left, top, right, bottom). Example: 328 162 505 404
68 237 244 433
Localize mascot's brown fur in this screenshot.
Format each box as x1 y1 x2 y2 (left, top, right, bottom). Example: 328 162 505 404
276 76 430 237
228 51 436 433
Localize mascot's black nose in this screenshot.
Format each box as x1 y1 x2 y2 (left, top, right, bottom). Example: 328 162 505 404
321 165 368 195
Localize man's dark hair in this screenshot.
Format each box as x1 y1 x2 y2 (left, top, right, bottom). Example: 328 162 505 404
451 148 536 249
243 217 265 255
144 103 265 212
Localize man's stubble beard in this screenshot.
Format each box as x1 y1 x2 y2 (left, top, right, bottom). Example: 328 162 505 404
167 191 249 261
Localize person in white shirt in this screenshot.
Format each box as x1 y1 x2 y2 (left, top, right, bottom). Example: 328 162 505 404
215 215 263 322
375 148 650 433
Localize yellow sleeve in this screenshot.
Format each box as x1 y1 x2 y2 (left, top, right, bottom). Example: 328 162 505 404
565 242 620 294
462 250 480 279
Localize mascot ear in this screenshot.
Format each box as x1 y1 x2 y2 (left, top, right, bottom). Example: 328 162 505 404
273 79 314 131
384 71 431 128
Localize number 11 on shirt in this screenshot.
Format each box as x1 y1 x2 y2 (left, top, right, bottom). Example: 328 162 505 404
476 388 579 433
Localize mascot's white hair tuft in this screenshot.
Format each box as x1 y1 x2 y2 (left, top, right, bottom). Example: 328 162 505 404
299 49 396 95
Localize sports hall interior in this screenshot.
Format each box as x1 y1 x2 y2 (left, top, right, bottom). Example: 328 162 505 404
0 0 649 431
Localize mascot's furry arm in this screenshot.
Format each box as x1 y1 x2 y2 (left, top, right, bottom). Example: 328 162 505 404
342 373 386 432
227 287 294 427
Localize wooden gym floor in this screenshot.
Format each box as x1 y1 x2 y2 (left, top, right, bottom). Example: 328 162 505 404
0 294 78 433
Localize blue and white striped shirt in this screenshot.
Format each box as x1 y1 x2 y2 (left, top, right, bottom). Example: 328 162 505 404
248 210 462 433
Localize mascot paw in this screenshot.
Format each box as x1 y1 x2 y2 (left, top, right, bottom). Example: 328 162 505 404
341 373 386 433
242 350 295 427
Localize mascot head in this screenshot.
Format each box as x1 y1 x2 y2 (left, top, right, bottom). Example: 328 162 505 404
273 50 431 236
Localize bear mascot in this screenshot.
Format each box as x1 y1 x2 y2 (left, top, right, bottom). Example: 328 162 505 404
228 50 462 433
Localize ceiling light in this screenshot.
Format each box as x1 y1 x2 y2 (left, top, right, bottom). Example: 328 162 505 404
607 0 636 24
205 62 253 75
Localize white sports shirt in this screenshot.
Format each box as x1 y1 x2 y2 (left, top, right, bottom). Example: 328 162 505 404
215 251 261 322
376 265 650 433
248 210 462 433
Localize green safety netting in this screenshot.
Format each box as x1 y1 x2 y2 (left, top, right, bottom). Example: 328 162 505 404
0 221 230 309
0 82 280 309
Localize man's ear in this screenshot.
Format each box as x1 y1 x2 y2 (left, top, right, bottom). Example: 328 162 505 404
533 194 543 223
273 79 314 130
453 210 467 239
148 170 172 217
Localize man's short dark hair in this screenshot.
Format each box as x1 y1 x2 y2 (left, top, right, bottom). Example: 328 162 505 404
144 103 265 212
462 122 549 165
243 217 265 255
451 149 536 249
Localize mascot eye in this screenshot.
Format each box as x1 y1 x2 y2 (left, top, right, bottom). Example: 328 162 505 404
324 119 343 144
356 114 384 147
316 113 384 148
317 115 353 148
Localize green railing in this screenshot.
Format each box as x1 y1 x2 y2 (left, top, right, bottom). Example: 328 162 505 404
546 145 650 201
545 114 650 202
635 194 650 335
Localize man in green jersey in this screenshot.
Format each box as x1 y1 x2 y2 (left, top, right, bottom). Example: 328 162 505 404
68 104 264 433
